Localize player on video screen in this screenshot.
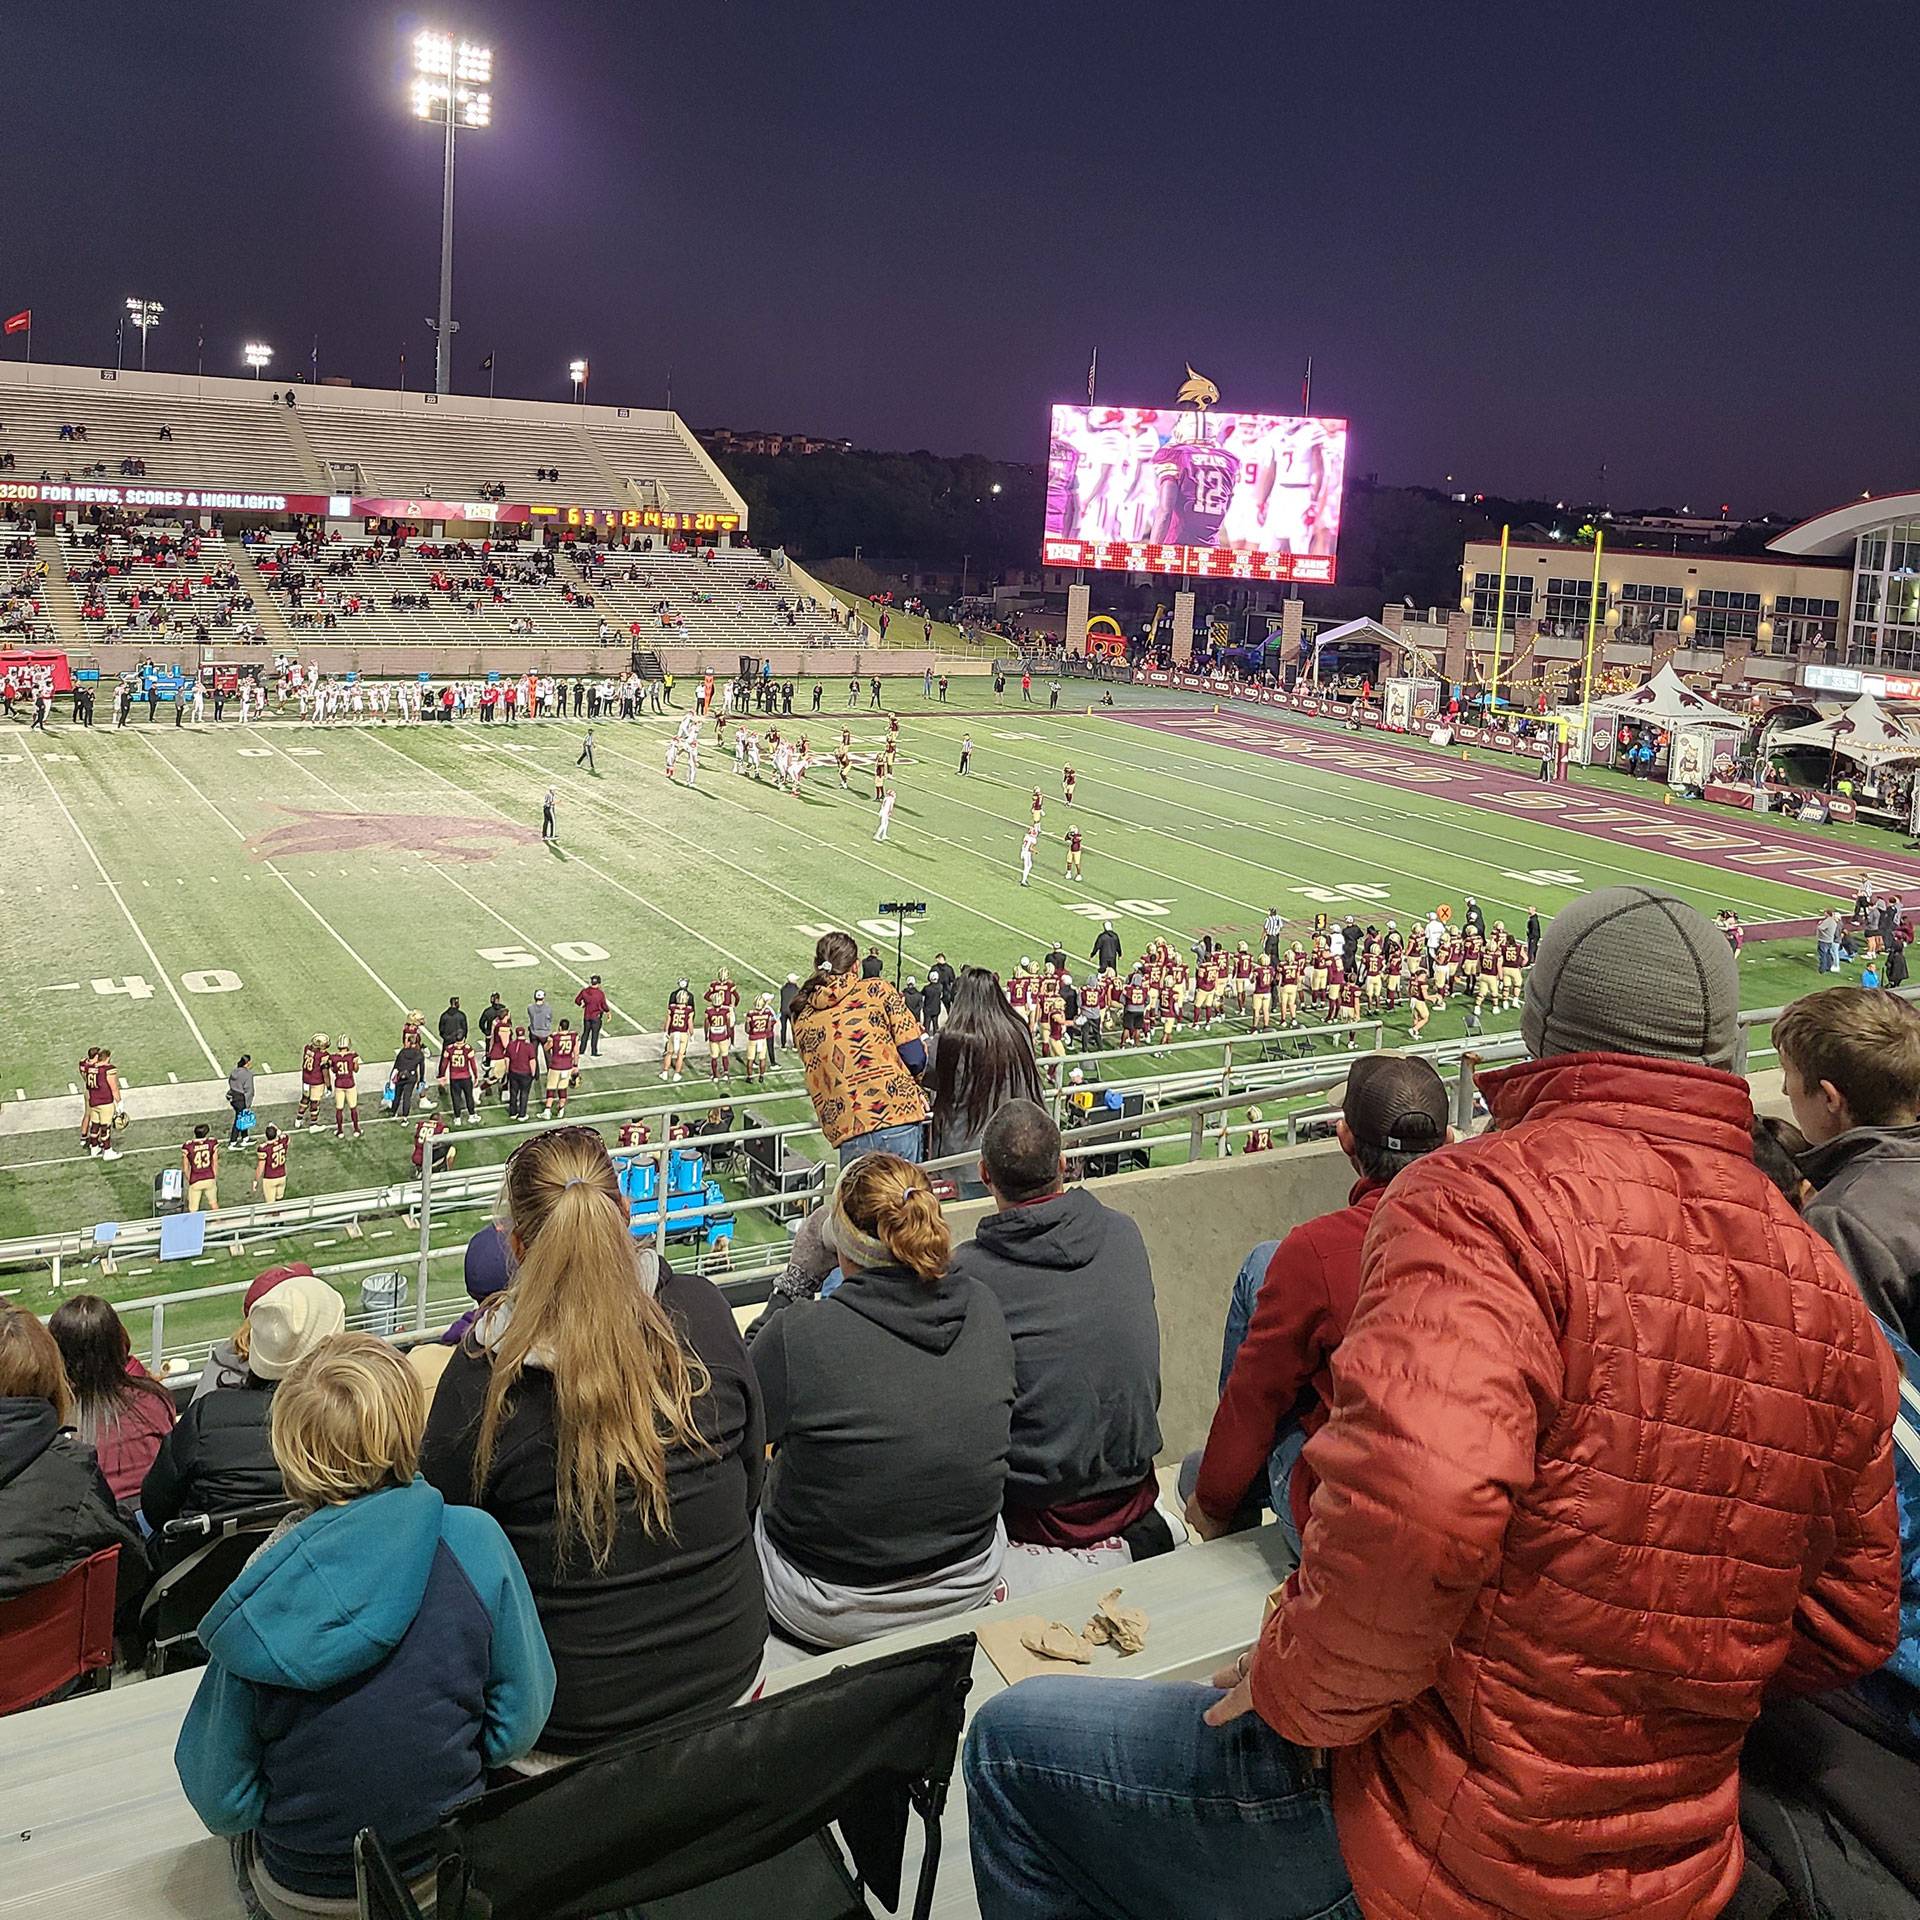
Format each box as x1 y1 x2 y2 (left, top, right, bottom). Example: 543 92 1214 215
1148 413 1239 549
1221 415 1335 556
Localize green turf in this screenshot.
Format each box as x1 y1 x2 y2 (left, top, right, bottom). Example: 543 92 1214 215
0 673 1858 1319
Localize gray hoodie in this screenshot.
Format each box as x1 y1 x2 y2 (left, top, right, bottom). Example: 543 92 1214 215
949 1187 1162 1517
751 1264 1013 1586
1799 1123 1920 1345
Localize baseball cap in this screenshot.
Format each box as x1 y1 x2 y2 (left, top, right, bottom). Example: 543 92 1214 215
246 1270 346 1380
1342 1054 1448 1154
244 1261 313 1315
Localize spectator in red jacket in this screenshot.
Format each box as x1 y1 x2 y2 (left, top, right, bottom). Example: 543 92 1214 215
965 885 1901 1920
1181 1054 1450 1555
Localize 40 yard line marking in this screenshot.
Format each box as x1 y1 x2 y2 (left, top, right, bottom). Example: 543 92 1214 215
132 732 416 1023
21 749 222 1074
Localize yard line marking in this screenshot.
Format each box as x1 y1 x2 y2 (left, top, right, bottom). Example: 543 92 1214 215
131 732 416 1023
354 729 777 987
167 1072 179 1084
248 727 645 1035
21 749 223 1074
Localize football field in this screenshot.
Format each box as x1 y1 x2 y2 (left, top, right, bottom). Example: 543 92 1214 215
3 675 1910 1277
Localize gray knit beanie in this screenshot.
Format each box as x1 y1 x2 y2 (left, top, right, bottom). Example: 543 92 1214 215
1522 886 1740 1070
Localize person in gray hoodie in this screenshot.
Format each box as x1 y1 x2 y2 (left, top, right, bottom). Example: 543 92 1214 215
749 1152 1013 1649
949 1101 1164 1552
1776 985 1920 1343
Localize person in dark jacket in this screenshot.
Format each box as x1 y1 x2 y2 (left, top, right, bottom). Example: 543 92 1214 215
778 972 801 1049
1776 986 1920 1344
1090 924 1123 972
225 1055 255 1146
142 1270 344 1539
0 1304 147 1636
390 1035 425 1119
421 1128 765 1758
924 968 1043 1195
437 997 467 1047
175 1334 552 1915
950 1102 1164 1552
750 1152 1014 1649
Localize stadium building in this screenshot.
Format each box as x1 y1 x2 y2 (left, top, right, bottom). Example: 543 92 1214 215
0 360 937 684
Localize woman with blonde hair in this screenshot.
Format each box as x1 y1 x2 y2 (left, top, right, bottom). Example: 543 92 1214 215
750 1152 1014 1648
421 1126 766 1756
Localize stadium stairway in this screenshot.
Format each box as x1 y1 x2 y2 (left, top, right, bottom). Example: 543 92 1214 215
0 1524 1292 1920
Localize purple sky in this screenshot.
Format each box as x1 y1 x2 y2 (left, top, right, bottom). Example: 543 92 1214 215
3 2 1912 515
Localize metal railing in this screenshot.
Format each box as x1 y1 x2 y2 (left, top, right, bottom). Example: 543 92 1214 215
35 991 1915 1373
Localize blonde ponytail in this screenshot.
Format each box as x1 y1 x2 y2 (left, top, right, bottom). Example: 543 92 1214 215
832 1153 951 1286
475 1129 709 1568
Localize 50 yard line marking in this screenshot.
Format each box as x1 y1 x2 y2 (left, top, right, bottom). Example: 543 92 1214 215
132 732 417 1023
22 748 223 1074
245 726 646 1036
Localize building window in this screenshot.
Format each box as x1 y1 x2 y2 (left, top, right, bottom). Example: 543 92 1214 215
1469 570 1532 630
1617 581 1683 637
1764 596 1838 656
1541 576 1603 638
1690 588 1761 651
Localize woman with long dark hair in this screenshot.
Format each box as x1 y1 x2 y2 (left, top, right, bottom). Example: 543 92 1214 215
790 930 929 1164
48 1293 177 1511
926 967 1044 1191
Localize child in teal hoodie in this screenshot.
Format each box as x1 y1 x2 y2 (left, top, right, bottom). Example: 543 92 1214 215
174 1334 553 1914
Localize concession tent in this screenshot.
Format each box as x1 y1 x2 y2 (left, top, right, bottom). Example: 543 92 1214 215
1767 690 1920 767
1570 661 1746 728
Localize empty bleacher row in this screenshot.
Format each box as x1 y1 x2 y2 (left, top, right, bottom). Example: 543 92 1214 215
0 364 738 517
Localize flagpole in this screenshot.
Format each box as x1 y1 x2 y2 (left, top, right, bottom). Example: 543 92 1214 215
1487 522 1511 712
1301 354 1312 415
488 355 496 402
1579 527 1605 760
1087 346 1097 407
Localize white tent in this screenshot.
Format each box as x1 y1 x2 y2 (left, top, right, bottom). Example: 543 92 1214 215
1566 662 1746 728
1768 690 1920 767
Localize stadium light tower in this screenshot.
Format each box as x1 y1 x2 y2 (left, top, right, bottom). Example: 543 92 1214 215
244 341 274 380
569 357 589 406
125 297 163 372
410 29 492 397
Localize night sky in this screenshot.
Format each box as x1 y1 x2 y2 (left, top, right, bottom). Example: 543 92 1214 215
4 2 1912 514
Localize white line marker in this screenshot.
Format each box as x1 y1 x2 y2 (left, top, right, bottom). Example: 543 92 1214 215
68 1083 78 1095
167 1071 179 1084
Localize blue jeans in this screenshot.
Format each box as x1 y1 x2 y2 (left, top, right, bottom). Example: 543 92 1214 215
964 1677 1358 1920
1218 1240 1306 1555
1818 941 1837 973
837 1120 925 1166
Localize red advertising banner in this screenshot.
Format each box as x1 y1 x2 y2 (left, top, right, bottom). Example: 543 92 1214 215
0 647 71 692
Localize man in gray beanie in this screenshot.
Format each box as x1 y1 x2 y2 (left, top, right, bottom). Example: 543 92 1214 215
962 885 1902 1920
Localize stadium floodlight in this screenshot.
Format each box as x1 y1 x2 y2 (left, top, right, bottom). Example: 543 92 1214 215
244 341 274 379
411 29 493 396
569 358 589 405
125 297 163 371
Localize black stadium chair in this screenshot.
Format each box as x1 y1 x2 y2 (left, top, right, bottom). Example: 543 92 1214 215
354 1633 976 1920
141 1500 296 1675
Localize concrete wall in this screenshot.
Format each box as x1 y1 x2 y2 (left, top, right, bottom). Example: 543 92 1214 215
945 1140 1359 1463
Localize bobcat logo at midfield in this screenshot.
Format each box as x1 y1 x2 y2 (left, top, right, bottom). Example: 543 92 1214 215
247 807 536 865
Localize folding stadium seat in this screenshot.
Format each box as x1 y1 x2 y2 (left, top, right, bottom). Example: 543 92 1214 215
0 1546 120 1715
354 1633 975 1920
141 1499 296 1675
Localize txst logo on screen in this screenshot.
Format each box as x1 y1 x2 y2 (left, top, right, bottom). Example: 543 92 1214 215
1042 402 1347 584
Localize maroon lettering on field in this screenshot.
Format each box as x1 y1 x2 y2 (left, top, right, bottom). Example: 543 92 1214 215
246 806 538 865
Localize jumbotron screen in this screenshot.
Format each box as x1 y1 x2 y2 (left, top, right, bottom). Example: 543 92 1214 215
1042 403 1348 583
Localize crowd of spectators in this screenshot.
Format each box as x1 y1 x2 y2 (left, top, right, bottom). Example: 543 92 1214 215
4 890 1920 1915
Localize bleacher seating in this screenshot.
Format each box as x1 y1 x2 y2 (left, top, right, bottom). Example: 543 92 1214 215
0 384 322 494
563 543 844 648
55 524 281 645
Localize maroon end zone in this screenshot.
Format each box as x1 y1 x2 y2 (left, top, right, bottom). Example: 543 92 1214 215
247 807 539 865
1113 706 1920 905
